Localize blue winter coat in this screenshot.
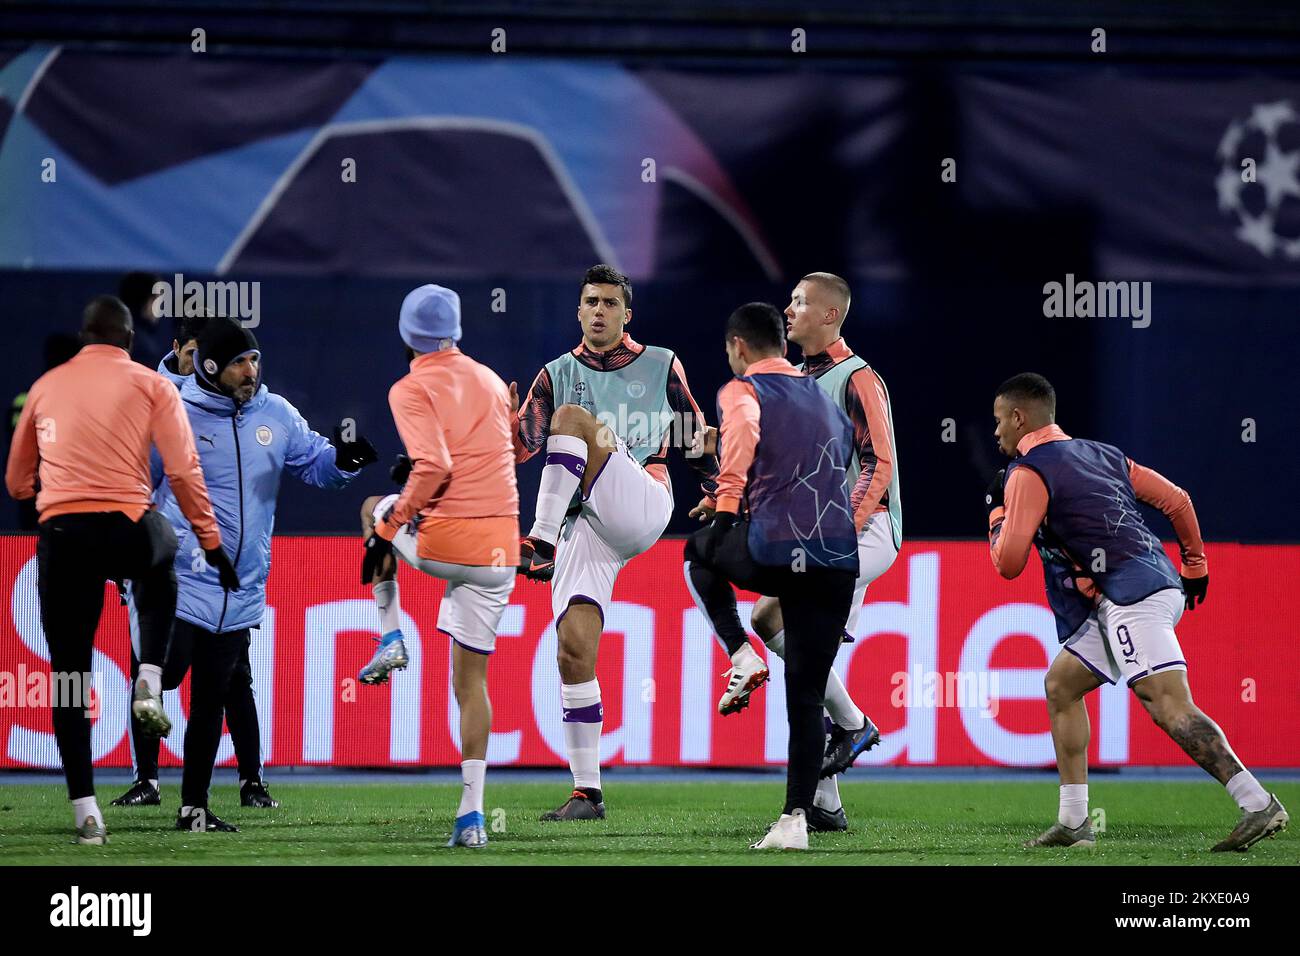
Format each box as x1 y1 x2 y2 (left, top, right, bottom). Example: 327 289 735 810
151 369 357 633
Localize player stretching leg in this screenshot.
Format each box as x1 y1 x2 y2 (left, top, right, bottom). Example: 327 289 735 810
685 273 900 831
357 285 520 849
987 373 1287 852
513 264 718 822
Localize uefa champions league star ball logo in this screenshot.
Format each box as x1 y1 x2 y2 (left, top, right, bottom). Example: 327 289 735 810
1216 100 1300 260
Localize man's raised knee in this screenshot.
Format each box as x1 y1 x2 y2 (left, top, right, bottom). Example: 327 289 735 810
551 403 596 437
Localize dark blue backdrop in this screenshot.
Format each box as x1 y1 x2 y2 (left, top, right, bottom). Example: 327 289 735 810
3 269 1293 541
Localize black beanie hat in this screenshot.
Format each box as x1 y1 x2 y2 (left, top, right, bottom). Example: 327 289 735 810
195 318 261 389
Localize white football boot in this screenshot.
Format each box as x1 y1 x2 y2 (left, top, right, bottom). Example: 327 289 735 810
751 808 809 850
719 643 769 716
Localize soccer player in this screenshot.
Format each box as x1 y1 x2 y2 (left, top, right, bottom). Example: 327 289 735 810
987 373 1288 851
686 272 900 833
150 318 376 832
4 296 232 845
513 264 718 821
685 302 859 850
357 285 519 849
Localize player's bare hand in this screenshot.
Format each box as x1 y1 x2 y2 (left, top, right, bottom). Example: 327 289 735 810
689 496 716 522
690 425 718 458
508 381 520 415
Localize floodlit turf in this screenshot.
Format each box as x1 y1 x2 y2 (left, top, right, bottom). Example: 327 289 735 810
0 780 1294 865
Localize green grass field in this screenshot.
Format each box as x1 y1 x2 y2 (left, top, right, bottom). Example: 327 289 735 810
0 780 1294 865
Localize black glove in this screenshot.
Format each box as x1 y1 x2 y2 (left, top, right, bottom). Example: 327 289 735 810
389 453 412 486
361 532 394 585
703 511 738 563
204 546 240 591
333 425 379 472
1181 573 1208 610
985 469 1006 515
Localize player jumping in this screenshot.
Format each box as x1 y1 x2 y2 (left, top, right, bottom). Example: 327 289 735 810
357 285 520 849
514 264 718 822
684 272 900 832
987 373 1287 851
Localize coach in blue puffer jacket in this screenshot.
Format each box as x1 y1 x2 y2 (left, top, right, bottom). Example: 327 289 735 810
149 318 377 829
154 348 367 632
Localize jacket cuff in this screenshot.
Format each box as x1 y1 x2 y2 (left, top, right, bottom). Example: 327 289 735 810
715 495 741 515
375 518 399 542
987 505 1005 532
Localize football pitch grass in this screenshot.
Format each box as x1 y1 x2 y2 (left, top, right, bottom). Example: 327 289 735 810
0 779 1294 866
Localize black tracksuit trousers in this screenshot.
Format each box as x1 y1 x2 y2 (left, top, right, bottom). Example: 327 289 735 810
36 510 177 800
126 620 262 787
684 519 855 816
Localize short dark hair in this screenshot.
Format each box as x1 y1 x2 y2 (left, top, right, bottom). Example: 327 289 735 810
81 294 133 347
117 271 161 316
175 313 210 347
581 264 632 308
725 302 785 353
996 372 1056 415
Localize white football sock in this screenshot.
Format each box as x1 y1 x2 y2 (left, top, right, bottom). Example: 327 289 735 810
813 775 842 812
148 778 159 791
373 579 401 637
823 668 864 731
1058 783 1089 828
1226 770 1270 812
560 678 603 791
764 629 786 657
137 664 162 697
458 759 486 817
530 434 587 543
72 796 101 829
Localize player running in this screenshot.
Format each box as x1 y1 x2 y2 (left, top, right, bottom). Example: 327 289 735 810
685 272 901 833
513 264 718 822
357 285 519 849
987 373 1287 851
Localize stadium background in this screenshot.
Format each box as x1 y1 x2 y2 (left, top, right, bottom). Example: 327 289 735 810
1 1 1297 770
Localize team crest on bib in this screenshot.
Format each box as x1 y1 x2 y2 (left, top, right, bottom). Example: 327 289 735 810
255 425 273 446
627 380 646 398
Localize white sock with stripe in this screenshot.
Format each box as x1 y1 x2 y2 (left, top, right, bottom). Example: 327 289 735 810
560 678 603 792
530 435 587 544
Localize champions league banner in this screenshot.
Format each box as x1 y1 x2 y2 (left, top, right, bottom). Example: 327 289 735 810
2 50 1299 283
1 535 1295 770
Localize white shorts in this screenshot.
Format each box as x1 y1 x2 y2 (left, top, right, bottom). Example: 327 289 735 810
373 494 515 654
1062 587 1186 687
550 438 672 622
844 511 901 638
